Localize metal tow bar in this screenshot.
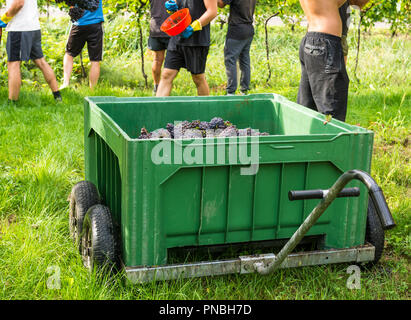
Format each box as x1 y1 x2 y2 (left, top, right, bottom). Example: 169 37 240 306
254 169 396 275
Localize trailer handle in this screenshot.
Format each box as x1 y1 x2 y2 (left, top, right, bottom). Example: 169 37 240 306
288 187 360 201
254 169 395 275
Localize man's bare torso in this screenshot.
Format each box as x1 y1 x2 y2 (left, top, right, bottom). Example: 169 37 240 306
299 0 347 37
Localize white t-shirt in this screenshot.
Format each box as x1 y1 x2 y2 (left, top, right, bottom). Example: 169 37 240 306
4 0 41 32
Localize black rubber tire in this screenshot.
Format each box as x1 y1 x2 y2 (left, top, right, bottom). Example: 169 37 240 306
68 181 100 245
365 199 385 264
80 204 117 271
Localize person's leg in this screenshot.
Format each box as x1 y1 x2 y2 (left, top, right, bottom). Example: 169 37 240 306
87 23 104 89
6 31 25 101
61 53 74 89
156 68 179 97
305 33 349 121
63 25 85 89
29 30 61 100
224 38 242 94
152 50 166 87
238 36 253 94
33 58 59 92
191 73 209 96
7 61 21 101
158 48 185 96
89 61 100 89
297 35 317 111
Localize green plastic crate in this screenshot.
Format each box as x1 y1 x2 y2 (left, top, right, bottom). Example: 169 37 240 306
84 94 374 268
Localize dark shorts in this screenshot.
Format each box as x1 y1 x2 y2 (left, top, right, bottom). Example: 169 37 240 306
6 30 44 62
148 36 170 51
164 45 209 75
66 22 104 61
297 32 350 122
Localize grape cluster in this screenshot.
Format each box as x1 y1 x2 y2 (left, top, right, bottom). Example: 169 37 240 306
56 0 100 22
68 7 85 22
56 0 99 10
138 118 269 140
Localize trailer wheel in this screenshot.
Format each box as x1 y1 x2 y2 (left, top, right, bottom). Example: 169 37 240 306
69 181 100 245
80 204 117 271
365 199 385 264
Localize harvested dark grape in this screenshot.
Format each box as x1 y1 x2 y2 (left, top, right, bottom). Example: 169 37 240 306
198 121 209 130
68 7 85 22
137 119 269 140
219 126 238 137
238 128 259 137
183 129 203 139
150 129 171 139
189 120 201 129
57 0 100 23
138 128 151 140
209 117 226 129
166 123 175 138
205 128 224 138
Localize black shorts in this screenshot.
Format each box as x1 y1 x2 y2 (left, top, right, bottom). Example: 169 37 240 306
164 45 209 75
148 36 170 51
297 32 349 122
6 30 44 62
66 22 104 61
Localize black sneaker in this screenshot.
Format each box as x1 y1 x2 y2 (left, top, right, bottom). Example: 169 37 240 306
153 84 159 95
53 91 62 102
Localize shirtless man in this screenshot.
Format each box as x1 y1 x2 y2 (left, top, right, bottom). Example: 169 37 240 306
297 0 351 121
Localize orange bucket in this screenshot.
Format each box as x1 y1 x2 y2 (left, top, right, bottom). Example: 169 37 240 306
160 8 192 36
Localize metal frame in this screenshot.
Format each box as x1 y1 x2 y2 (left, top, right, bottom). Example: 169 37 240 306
124 170 395 283
126 244 375 283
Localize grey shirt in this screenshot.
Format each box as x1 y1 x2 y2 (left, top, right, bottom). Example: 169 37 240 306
224 0 257 40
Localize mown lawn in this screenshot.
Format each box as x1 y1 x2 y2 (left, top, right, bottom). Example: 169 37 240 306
0 17 409 300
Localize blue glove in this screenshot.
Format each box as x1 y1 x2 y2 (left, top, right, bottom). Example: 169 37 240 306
165 0 178 14
0 19 7 28
181 25 194 39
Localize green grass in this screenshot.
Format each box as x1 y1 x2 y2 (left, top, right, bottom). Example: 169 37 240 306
0 17 410 300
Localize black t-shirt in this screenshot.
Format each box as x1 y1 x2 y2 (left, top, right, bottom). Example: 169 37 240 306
150 0 170 38
224 0 257 40
339 1 350 36
168 0 211 49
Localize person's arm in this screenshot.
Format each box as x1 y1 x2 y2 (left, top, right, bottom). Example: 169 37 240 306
180 0 218 39
218 0 226 9
197 0 218 28
349 0 370 9
1 0 25 23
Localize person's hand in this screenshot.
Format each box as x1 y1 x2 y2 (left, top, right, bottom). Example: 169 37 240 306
0 19 7 28
165 0 178 14
181 20 202 39
1 13 12 24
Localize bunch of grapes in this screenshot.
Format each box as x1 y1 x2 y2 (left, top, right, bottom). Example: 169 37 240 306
55 0 100 22
138 118 269 140
68 7 85 22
